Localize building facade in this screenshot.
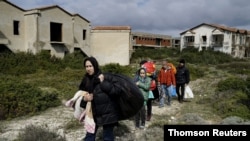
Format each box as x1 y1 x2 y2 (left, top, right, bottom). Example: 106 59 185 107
0 0 134 65
0 0 91 58
91 26 132 65
180 23 250 58
131 32 172 48
1 0 177 65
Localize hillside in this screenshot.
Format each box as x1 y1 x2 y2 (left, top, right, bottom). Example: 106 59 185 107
1 65 249 141
1 49 250 140
0 78 208 141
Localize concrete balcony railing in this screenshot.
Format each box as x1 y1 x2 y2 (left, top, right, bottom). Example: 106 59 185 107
211 42 223 47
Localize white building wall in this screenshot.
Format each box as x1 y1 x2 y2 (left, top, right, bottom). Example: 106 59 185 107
24 10 40 54
72 15 91 56
191 26 214 48
37 8 73 58
91 29 131 66
222 32 231 54
0 1 25 52
180 24 238 56
1 1 92 59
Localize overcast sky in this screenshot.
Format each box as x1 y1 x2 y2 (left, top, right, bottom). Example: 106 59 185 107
9 0 250 37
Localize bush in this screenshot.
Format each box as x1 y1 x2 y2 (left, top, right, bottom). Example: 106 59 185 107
212 77 250 119
213 90 250 119
217 77 247 92
101 63 134 77
0 75 61 120
16 124 66 141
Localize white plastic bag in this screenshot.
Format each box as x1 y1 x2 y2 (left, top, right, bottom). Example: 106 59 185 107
184 85 194 99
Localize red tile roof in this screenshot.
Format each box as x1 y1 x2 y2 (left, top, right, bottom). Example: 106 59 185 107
92 26 131 30
180 23 250 35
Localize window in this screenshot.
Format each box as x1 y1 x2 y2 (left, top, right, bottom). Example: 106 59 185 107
50 22 62 42
185 36 194 42
13 20 19 35
83 29 86 40
202 36 207 42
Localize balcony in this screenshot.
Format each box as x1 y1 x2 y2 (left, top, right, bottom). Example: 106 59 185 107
211 42 223 47
184 42 195 47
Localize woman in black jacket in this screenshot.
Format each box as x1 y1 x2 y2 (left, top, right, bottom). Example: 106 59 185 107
79 57 120 141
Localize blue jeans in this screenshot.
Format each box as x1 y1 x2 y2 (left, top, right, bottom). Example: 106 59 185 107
84 123 116 141
159 85 172 106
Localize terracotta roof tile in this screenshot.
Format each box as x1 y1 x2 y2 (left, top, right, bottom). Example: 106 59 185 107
181 23 250 35
92 26 131 30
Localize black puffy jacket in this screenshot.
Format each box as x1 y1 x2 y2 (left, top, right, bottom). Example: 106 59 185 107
79 73 121 126
175 66 190 84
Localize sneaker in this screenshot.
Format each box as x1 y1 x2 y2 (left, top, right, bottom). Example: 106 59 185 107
140 125 145 129
140 123 145 129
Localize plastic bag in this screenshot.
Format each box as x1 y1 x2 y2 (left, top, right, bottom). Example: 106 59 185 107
170 85 177 97
184 85 194 99
148 90 154 99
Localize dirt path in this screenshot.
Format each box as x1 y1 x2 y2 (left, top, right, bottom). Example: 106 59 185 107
0 99 185 141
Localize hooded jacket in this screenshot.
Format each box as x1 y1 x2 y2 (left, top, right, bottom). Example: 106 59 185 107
175 64 190 84
157 66 176 86
79 57 120 126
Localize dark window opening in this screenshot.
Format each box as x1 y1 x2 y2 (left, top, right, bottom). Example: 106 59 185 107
13 20 19 35
202 36 207 42
83 29 86 40
50 22 62 42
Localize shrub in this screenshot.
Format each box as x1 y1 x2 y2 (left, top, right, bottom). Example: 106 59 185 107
16 124 66 141
217 77 247 92
0 75 61 120
101 63 134 77
213 90 250 119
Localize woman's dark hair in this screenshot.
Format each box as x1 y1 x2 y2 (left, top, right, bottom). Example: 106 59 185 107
83 56 101 75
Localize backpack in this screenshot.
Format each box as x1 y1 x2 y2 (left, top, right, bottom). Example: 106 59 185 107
104 73 144 120
141 61 156 76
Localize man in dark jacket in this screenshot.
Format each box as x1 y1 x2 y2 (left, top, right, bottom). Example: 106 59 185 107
175 59 190 103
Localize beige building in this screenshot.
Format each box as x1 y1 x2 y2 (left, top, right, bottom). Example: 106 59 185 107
0 0 132 65
0 0 91 58
91 26 132 65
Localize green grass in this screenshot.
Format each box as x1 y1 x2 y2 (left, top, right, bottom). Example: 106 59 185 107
0 47 250 121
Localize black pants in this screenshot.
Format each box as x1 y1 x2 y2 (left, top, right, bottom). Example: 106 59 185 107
135 105 146 127
147 99 152 116
176 83 185 102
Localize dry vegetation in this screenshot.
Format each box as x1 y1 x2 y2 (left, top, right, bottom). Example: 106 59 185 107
1 48 250 141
